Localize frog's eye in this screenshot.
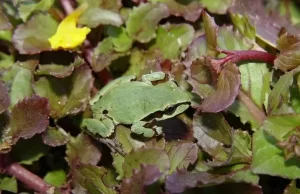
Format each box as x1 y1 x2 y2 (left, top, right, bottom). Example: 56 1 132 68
165 106 176 115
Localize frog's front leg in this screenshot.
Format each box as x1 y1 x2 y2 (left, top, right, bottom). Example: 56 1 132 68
131 121 162 137
141 71 166 85
82 118 115 137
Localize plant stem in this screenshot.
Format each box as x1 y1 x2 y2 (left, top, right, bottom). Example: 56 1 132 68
1 155 53 193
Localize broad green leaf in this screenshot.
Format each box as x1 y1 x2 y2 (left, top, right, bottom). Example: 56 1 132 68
153 23 194 60
167 142 198 173
193 113 231 161
73 164 117 194
18 0 55 21
78 8 123 28
123 147 170 178
274 33 300 72
202 11 218 56
231 130 252 164
11 135 50 165
120 164 162 194
251 129 300 179
279 1 300 25
106 26 133 52
44 169 67 187
5 95 49 145
66 133 101 167
262 114 300 141
230 13 256 40
126 3 169 43
0 52 14 69
201 0 233 14
12 13 58 54
267 68 300 114
0 81 9 114
0 10 12 30
239 62 271 109
149 0 202 22
0 176 17 193
199 63 240 112
42 126 70 147
77 0 122 11
36 56 84 78
2 64 33 107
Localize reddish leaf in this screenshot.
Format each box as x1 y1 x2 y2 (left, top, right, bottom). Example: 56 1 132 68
5 95 49 144
0 81 9 114
199 63 241 112
120 164 162 194
274 33 300 72
66 133 101 167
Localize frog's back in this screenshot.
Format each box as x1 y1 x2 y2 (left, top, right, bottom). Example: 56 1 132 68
92 81 190 124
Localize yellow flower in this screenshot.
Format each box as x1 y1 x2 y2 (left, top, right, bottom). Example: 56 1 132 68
48 4 91 50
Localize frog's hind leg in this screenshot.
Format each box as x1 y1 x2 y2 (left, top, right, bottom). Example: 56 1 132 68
131 121 158 137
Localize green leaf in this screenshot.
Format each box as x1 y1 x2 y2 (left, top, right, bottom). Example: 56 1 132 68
231 130 252 163
229 13 256 40
17 0 55 21
66 133 101 167
44 169 67 187
126 3 169 43
193 113 231 162
0 10 12 30
11 135 50 165
267 68 299 114
120 164 162 194
73 164 117 194
201 0 233 14
239 62 271 109
12 13 58 54
0 176 17 193
106 26 133 52
251 129 300 179
0 52 14 69
167 142 198 173
279 1 300 25
274 33 300 72
284 180 300 194
36 56 84 78
0 80 9 114
78 8 123 28
35 65 93 118
149 0 202 22
42 127 70 147
153 23 194 60
77 0 122 11
262 114 300 141
123 147 170 178
5 95 50 145
199 63 241 112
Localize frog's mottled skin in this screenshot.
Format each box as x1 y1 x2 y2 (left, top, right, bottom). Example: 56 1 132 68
83 72 191 137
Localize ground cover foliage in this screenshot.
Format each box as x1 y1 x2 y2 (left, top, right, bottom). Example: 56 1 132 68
1 0 300 193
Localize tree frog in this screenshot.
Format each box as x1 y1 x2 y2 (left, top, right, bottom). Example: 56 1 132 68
82 72 191 138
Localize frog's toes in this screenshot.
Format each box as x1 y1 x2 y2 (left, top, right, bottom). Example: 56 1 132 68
82 118 114 137
131 122 155 137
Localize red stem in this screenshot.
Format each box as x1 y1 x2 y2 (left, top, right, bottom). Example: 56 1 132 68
1 155 53 193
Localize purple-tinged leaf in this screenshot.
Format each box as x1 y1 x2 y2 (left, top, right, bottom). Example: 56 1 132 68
12 13 58 54
274 33 300 72
149 0 202 22
66 133 101 167
123 147 169 178
126 3 169 43
199 63 241 112
0 81 9 114
202 11 218 56
167 142 198 173
185 35 207 61
165 170 230 193
5 95 49 145
120 164 162 194
42 127 70 147
0 10 12 30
